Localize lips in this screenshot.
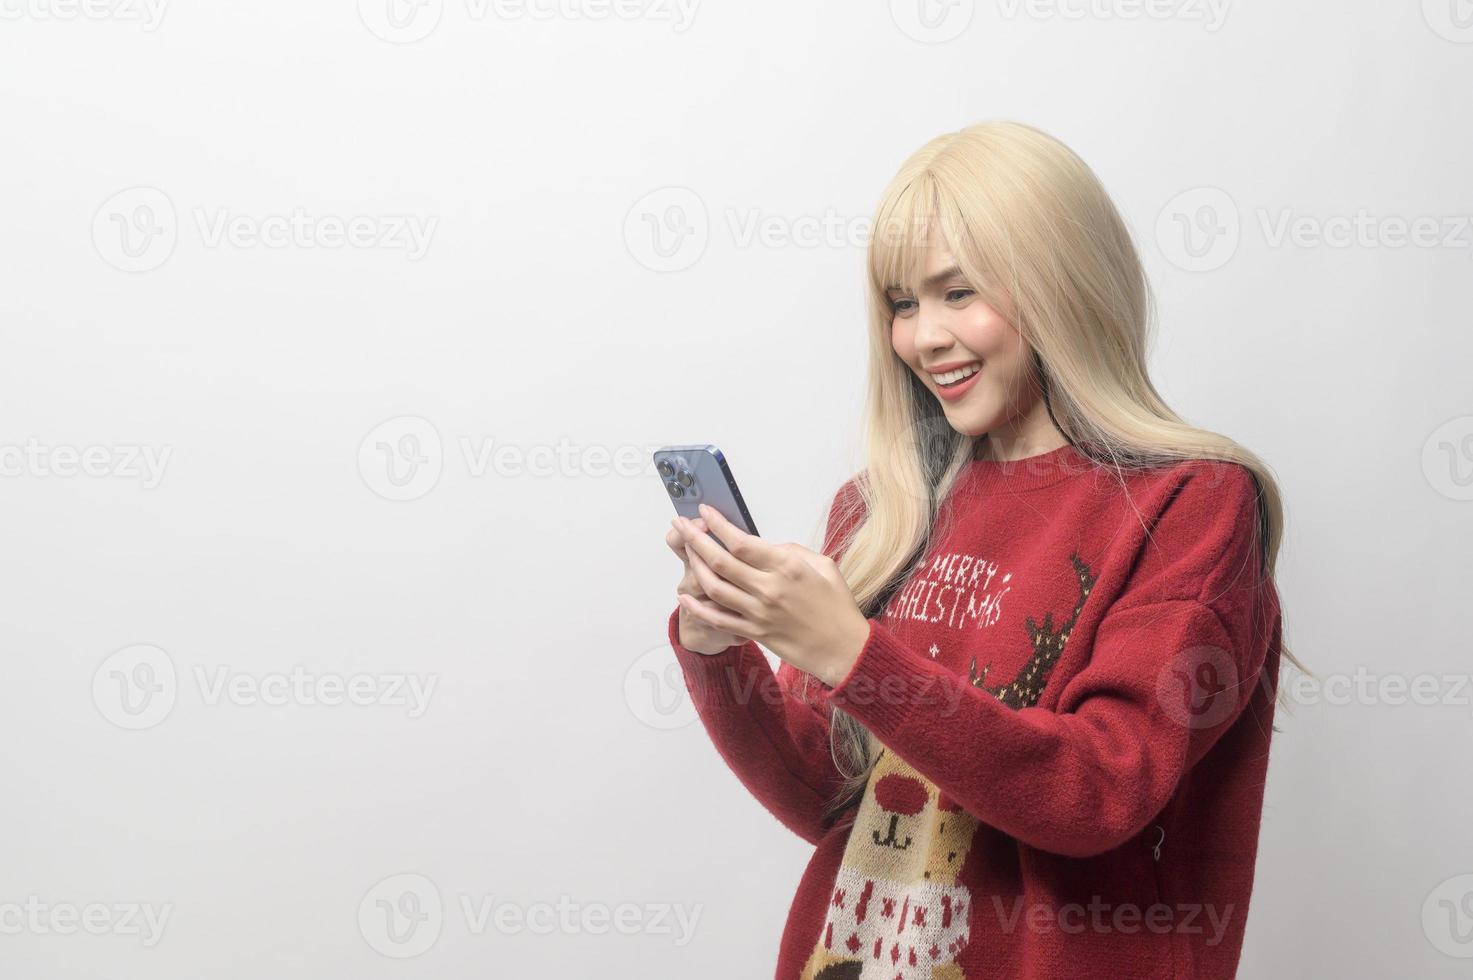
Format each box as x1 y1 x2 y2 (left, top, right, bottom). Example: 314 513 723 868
931 362 981 402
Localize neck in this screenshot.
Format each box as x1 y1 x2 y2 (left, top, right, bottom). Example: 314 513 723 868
975 406 1069 463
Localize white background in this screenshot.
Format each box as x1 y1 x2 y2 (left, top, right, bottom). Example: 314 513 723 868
2 1 1471 977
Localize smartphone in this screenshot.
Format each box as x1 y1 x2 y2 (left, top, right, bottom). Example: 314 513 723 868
654 445 759 549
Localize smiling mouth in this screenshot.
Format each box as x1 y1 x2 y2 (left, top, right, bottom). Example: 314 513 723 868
930 362 981 387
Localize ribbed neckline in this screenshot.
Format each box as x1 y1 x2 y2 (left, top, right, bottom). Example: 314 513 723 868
960 441 1098 495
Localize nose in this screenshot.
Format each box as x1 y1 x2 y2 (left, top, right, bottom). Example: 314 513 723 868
874 774 927 816
912 300 954 357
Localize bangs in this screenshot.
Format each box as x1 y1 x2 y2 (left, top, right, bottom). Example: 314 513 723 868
868 173 946 296
867 168 1014 317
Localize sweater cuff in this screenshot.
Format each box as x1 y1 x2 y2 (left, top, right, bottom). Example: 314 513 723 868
666 606 765 709
816 618 953 740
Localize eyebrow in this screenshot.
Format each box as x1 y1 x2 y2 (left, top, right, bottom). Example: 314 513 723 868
887 265 966 293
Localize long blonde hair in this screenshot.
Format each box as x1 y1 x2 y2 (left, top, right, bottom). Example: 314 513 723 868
815 120 1299 824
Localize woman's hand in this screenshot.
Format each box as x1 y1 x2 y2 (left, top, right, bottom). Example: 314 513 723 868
667 517 750 655
673 504 871 687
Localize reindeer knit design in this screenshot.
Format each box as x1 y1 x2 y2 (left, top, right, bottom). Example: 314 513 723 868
969 552 1096 709
668 444 1284 979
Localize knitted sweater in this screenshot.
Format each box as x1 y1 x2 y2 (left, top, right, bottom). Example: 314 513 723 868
666 442 1282 979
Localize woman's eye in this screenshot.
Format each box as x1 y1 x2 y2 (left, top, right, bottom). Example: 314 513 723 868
946 288 974 302
890 298 916 314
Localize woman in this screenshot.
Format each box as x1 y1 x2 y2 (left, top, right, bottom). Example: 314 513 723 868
664 120 1292 979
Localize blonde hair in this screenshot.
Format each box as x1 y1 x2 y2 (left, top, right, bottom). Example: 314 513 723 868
814 120 1299 824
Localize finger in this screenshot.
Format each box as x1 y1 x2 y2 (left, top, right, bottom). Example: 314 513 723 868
676 515 770 594
665 524 692 564
666 515 713 559
677 592 756 637
687 545 762 619
696 504 782 571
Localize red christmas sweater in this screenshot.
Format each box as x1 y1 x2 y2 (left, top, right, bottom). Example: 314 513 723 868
666 443 1283 979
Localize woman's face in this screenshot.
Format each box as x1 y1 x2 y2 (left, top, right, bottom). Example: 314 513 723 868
886 230 1040 442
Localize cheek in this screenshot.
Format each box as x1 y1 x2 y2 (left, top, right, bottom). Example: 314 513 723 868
890 319 916 363
953 304 1019 360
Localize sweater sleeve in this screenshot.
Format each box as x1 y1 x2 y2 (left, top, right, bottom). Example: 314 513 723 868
814 462 1275 858
667 477 867 845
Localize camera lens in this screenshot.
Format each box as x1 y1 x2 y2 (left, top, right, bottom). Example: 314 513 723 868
657 459 674 478
677 469 693 487
666 481 683 498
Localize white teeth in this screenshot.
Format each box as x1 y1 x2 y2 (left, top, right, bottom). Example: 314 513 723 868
931 363 980 385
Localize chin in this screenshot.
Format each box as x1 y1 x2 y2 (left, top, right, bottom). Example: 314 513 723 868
939 413 992 438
